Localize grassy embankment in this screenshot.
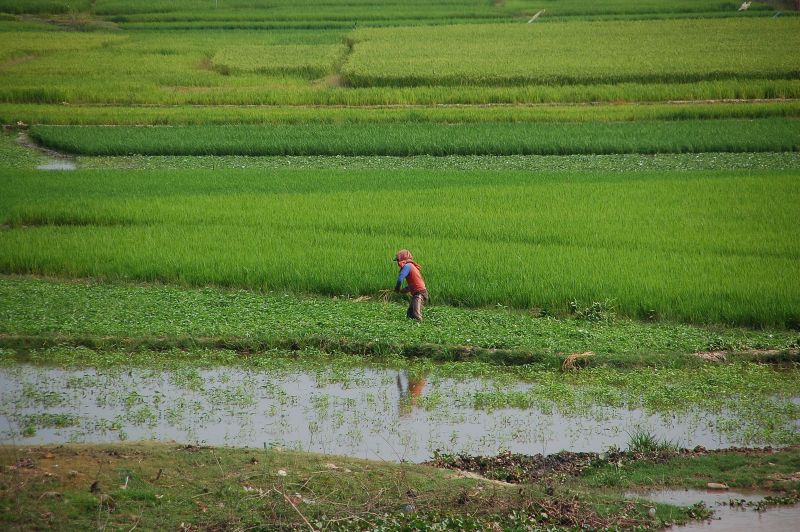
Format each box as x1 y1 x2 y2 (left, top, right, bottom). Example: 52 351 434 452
3 442 797 531
1 277 798 366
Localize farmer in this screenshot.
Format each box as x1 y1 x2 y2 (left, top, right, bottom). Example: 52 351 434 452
393 249 428 321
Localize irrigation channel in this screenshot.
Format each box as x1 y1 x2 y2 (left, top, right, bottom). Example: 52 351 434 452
2 364 797 463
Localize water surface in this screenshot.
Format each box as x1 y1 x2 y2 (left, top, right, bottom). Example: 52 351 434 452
36 160 76 170
630 488 800 531
0 364 790 462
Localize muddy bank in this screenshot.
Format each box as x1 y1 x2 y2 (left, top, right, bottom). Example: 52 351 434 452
9 130 77 170
426 446 800 484
0 443 665 531
5 333 800 369
2 443 798 531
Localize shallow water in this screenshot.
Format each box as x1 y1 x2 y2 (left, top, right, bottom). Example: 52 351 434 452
0 365 787 462
36 160 76 170
630 488 800 531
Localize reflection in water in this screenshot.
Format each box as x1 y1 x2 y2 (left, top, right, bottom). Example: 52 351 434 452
0 364 789 463
396 370 427 417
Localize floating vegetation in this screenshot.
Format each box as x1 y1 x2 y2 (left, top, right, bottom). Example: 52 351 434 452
0 348 797 460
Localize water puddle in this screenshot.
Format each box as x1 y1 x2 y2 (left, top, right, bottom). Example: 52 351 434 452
0 365 788 462
36 160 76 170
629 489 800 531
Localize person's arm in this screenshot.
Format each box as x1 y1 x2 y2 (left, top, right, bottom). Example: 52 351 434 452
395 263 411 291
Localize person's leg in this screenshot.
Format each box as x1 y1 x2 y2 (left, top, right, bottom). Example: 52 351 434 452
418 290 429 320
409 293 423 320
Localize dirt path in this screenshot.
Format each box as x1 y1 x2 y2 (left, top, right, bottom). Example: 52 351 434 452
15 130 72 160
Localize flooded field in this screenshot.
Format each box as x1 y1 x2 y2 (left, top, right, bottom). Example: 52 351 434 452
630 488 800 531
2 363 795 462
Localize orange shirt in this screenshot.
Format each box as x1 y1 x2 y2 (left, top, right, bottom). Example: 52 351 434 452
397 260 427 294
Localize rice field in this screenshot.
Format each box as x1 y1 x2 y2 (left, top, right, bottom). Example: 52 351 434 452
4 101 800 126
1 167 798 327
1 3 799 529
343 18 800 87
211 43 347 77
0 1 797 329
26 120 800 156
0 1 799 328
0 13 798 108
3 0 773 27
5 77 799 106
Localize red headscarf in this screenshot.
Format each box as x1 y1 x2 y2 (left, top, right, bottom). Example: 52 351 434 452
395 248 422 271
395 249 413 263
394 249 426 292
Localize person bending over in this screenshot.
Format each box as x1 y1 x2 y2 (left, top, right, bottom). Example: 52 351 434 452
393 249 428 321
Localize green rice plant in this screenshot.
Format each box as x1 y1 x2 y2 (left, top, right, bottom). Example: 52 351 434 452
110 5 516 26
92 0 514 17
0 0 91 14
4 101 800 126
1 167 798 327
504 0 772 18
0 30 123 63
40 0 779 25
343 18 800 86
3 76 798 106
67 152 800 173
1 19 798 106
5 119 799 175
27 119 800 156
87 0 524 31
212 43 346 77
116 20 364 31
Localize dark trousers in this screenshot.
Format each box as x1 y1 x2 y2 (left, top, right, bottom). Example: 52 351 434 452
407 290 429 321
